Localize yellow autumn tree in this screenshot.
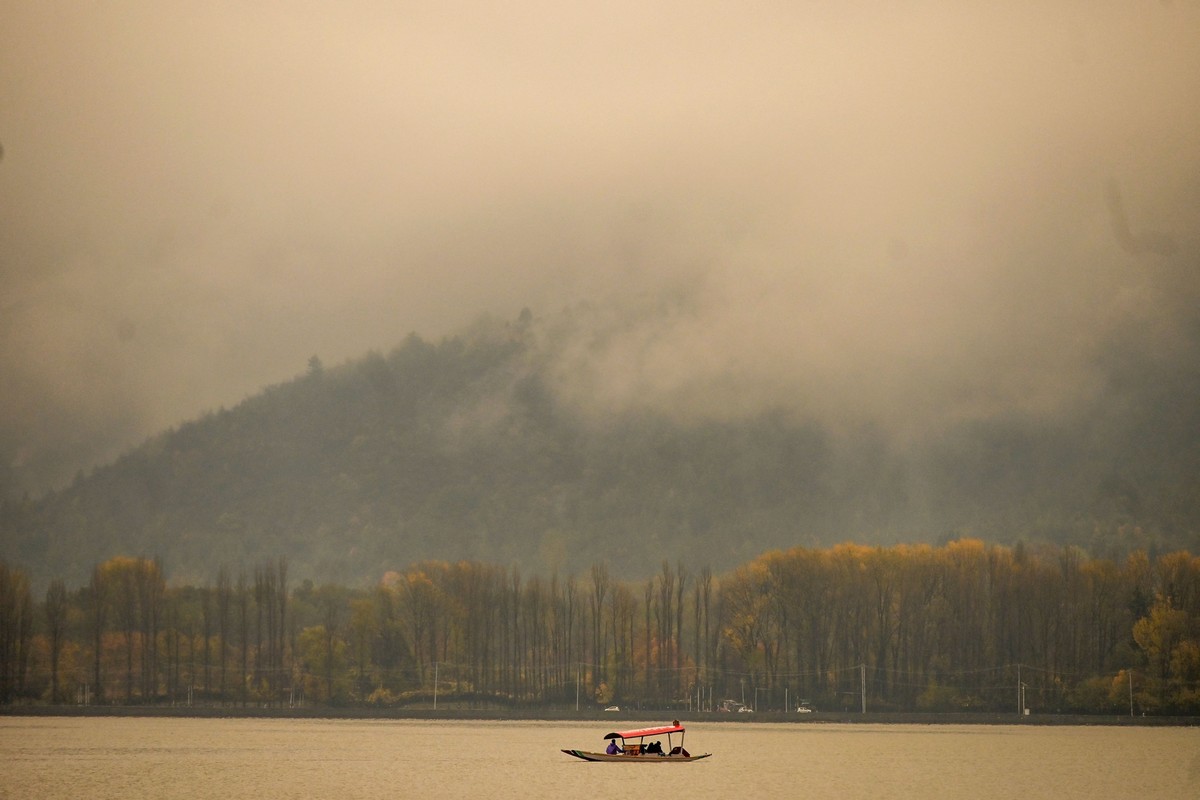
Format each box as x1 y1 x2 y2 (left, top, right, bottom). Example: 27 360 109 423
1132 594 1195 710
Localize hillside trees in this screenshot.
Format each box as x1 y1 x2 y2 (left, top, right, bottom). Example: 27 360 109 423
7 313 1199 593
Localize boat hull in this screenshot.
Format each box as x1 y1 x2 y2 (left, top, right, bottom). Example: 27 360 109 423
561 749 711 763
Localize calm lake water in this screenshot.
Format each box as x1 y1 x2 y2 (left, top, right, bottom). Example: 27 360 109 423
2 717 1197 800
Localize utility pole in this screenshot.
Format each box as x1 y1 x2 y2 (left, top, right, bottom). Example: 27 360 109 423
860 664 866 714
433 661 438 710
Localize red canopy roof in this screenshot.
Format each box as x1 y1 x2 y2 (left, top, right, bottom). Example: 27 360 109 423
603 723 685 740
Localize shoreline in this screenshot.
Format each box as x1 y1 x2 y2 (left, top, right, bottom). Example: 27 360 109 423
2 705 1196 726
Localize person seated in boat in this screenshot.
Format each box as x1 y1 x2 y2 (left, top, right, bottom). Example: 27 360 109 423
606 739 623 755
646 741 663 755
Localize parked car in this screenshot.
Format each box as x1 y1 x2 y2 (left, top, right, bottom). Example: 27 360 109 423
604 705 620 712
718 699 751 713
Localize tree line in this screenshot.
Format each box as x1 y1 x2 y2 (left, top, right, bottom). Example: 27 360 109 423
1 540 1198 714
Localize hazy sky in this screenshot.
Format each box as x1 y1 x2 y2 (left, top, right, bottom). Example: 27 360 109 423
2 2 1198 494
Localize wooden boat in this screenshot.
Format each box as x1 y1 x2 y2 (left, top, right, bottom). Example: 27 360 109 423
562 721 711 763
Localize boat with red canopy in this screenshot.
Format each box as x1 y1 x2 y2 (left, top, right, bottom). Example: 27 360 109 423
561 721 711 762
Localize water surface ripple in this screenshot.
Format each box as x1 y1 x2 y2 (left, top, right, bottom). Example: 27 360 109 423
2 717 1195 800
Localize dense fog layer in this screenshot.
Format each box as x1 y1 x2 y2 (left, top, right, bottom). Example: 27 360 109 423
2 3 1197 494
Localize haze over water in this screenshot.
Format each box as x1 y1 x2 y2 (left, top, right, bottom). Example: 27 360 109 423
2 717 1196 799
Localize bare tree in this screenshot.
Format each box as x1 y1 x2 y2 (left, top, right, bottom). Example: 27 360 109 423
588 562 609 693
216 567 231 701
0 563 33 703
44 579 68 703
88 564 109 703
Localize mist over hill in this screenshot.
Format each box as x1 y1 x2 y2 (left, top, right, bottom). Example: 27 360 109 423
4 4 1198 592
2 307 1196 589
5 4 1199 506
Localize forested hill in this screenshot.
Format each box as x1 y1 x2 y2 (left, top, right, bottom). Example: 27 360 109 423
2 311 1198 589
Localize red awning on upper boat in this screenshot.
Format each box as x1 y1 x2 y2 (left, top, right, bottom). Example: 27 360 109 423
603 723 685 740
